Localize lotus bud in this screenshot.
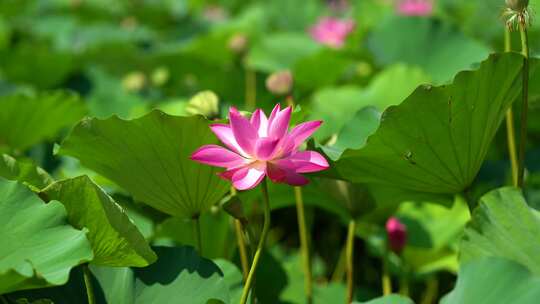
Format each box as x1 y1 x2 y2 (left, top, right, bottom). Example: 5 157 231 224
266 70 293 95
185 90 220 118
386 217 407 254
151 67 170 86
122 71 146 92
506 0 529 11
228 34 248 54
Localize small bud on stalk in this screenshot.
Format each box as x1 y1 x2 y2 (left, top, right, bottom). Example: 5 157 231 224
386 217 407 254
228 34 248 54
266 70 293 96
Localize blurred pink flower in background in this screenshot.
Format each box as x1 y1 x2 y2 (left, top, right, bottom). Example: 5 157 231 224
397 0 434 16
191 105 329 190
386 217 407 254
309 17 355 49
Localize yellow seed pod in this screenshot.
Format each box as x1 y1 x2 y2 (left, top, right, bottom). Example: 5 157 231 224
506 0 529 11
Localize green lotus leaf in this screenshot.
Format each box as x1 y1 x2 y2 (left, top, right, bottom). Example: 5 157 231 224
41 175 156 267
90 246 229 304
333 53 530 195
368 16 490 83
0 154 53 190
0 177 93 294
460 187 540 275
0 91 86 151
58 111 230 218
441 257 540 304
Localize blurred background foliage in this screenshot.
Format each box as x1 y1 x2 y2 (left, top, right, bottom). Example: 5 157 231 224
1 0 540 303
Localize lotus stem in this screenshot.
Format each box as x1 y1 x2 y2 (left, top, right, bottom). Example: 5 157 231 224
517 21 530 188
504 27 519 187
294 186 313 303
239 178 271 304
235 219 250 281
193 216 203 256
399 275 410 296
382 255 392 295
245 69 257 110
331 243 347 283
346 219 356 303
83 264 96 304
1 295 9 304
420 277 439 304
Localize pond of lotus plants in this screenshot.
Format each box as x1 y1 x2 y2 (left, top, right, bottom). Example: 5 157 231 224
1 0 540 304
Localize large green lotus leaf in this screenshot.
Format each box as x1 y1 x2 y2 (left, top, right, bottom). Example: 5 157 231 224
154 209 233 259
0 91 86 151
90 246 229 304
398 197 469 275
441 258 540 304
214 259 244 304
41 176 157 267
354 295 414 304
368 16 490 83
0 154 53 190
58 111 230 218
460 187 540 275
85 67 145 119
0 43 75 89
334 53 528 195
319 107 381 161
293 49 353 89
246 32 321 72
0 177 93 294
310 64 430 140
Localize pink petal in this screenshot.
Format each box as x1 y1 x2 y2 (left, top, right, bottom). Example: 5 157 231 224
250 109 269 137
255 137 280 160
266 163 309 186
229 107 258 155
284 151 329 173
267 104 281 124
232 165 266 190
191 145 246 168
276 120 323 157
210 124 249 157
288 120 323 149
268 106 292 139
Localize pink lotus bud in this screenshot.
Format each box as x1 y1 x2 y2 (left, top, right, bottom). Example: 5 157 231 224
228 34 248 54
266 70 293 95
386 217 407 254
309 17 355 49
397 0 434 16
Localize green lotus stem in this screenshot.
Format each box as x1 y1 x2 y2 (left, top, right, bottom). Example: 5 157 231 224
193 216 203 256
245 69 257 110
346 219 356 304
399 275 410 296
83 264 96 304
382 255 392 295
504 27 519 187
331 243 347 283
235 219 250 281
294 186 313 303
517 21 530 188
420 277 439 304
239 178 271 304
1 295 9 304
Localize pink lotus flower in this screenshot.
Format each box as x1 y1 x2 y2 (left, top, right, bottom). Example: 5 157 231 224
386 217 407 254
191 104 329 190
309 17 355 49
397 0 433 16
